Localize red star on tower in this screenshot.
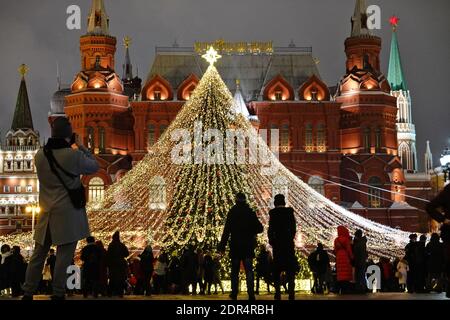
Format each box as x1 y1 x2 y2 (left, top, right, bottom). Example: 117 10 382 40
389 15 400 30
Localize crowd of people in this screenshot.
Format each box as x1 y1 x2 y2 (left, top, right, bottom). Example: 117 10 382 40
0 184 448 300
306 229 449 296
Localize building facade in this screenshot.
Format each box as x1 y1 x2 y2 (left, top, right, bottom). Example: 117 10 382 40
0 66 40 235
44 0 430 232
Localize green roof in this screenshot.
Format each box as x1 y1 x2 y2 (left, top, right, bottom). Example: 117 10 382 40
11 77 34 130
387 30 408 91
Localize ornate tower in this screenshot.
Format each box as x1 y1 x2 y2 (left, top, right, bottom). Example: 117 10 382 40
121 36 142 100
337 0 405 208
387 16 417 173
0 65 40 231
65 0 131 155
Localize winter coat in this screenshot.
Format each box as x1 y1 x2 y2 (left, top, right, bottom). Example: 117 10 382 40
81 243 102 280
268 206 298 273
34 139 99 245
255 250 272 277
334 226 353 282
5 252 27 285
405 241 417 267
139 248 154 275
107 239 130 281
218 202 263 259
203 255 214 283
0 251 12 290
352 236 368 268
181 249 198 283
396 260 409 285
426 240 445 274
308 248 330 275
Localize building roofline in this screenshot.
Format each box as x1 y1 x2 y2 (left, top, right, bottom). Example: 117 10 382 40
155 46 313 56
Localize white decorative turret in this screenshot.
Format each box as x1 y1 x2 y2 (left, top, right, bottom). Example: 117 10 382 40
424 140 433 174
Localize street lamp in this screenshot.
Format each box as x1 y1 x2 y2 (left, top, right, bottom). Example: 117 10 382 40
440 147 450 184
25 203 40 238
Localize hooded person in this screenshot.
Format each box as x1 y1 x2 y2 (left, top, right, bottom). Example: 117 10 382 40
334 225 354 293
22 117 99 300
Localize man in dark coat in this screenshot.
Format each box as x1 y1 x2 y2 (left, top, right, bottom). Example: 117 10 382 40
268 194 297 300
425 233 444 292
6 246 27 297
405 233 417 293
106 231 130 297
308 243 330 294
139 245 154 296
352 229 368 293
180 245 198 294
218 192 263 300
414 235 427 293
80 236 102 298
426 183 450 298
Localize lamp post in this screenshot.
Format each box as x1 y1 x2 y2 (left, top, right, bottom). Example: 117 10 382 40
440 147 450 185
25 203 40 238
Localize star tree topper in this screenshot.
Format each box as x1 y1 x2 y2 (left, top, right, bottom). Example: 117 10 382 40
202 46 222 66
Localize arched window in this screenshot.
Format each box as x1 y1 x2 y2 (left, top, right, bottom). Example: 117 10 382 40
148 124 156 148
24 155 33 171
274 87 283 101
272 175 289 202
87 127 95 150
304 123 313 152
88 177 105 203
149 176 166 210
375 128 381 150
368 176 382 208
154 87 162 101
363 128 370 151
399 143 409 169
99 127 105 152
316 123 326 152
5 155 13 171
280 124 289 152
15 155 23 171
308 176 324 195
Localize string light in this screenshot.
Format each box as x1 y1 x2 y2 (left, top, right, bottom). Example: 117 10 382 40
0 60 411 260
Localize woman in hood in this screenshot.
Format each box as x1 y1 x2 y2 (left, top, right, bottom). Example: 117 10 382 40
334 226 354 293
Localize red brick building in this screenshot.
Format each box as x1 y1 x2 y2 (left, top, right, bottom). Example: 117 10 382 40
46 0 429 232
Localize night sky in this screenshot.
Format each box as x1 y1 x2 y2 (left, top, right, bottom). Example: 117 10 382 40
0 0 448 168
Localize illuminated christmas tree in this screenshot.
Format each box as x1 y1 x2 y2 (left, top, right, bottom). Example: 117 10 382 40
1 48 411 259
84 47 410 258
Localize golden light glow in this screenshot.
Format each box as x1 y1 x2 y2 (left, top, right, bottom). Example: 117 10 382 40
202 46 222 66
18 64 29 77
123 36 132 49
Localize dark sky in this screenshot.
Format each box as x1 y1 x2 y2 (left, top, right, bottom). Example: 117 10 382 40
0 0 448 168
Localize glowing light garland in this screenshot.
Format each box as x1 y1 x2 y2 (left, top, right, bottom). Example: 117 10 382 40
0 49 410 259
